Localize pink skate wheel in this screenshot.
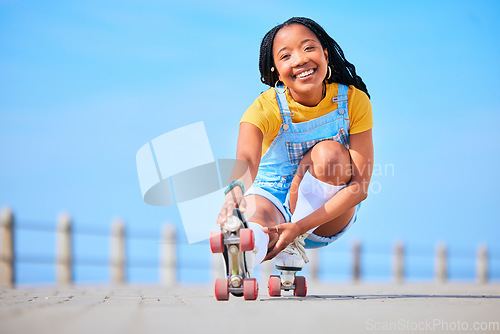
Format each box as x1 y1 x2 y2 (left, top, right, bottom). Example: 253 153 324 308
294 276 307 297
268 275 281 297
239 228 255 252
210 230 224 253
243 278 258 301
214 278 229 301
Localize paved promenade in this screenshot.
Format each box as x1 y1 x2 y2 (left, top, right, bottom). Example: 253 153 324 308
1 283 499 334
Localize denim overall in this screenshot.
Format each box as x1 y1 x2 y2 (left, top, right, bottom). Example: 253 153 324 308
245 83 360 248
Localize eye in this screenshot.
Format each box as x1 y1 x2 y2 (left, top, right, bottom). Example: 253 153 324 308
305 46 315 51
280 54 290 60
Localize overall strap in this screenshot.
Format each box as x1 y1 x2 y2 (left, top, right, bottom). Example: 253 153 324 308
274 84 293 125
333 84 349 117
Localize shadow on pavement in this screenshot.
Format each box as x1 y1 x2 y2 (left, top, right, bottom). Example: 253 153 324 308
259 294 500 302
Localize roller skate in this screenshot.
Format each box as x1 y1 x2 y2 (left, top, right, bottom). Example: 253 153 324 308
210 208 258 301
268 234 309 297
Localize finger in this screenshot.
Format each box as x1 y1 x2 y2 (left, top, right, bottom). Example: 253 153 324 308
263 250 275 261
218 202 234 226
268 234 279 249
238 197 247 213
217 211 227 226
263 246 275 261
263 239 286 261
225 201 235 218
263 225 279 235
264 247 280 261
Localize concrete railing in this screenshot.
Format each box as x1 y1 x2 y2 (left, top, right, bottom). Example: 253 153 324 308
0 207 492 288
0 207 178 288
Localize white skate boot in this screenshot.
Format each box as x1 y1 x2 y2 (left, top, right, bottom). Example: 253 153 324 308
268 234 309 297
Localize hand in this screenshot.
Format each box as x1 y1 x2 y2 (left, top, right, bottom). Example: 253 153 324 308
216 190 247 227
262 223 302 261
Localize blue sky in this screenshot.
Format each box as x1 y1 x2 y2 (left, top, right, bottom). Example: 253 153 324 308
1 0 499 283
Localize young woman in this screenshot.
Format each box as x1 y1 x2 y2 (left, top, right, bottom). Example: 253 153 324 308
217 17 373 278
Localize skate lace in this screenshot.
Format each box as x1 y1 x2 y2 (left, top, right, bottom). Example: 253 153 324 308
282 234 309 263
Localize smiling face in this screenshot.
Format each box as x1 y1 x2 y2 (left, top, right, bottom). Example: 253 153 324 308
273 23 329 106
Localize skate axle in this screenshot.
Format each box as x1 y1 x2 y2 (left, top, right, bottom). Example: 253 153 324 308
230 275 242 288
228 286 243 293
223 235 241 245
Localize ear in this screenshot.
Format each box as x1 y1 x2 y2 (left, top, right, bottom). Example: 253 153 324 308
275 67 282 82
324 48 329 63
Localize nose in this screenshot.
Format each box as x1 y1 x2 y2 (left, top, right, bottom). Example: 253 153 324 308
292 50 308 67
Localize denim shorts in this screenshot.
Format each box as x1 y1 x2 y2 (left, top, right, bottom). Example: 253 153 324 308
303 203 360 249
245 186 360 249
245 186 292 222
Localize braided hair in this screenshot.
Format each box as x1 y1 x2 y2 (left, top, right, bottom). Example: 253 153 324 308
259 17 370 99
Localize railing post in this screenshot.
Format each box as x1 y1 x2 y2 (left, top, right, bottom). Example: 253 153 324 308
160 224 177 286
259 258 274 284
308 248 319 283
211 252 224 281
110 220 126 284
392 242 405 284
476 244 488 284
435 243 447 283
352 240 361 283
56 213 73 285
0 208 15 288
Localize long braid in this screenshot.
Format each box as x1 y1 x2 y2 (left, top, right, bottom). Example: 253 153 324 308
259 17 370 99
259 25 283 87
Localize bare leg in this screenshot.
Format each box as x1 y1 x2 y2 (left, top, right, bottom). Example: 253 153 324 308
243 194 285 250
289 140 355 237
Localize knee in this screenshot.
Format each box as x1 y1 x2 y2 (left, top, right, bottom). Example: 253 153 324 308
307 141 351 184
243 195 285 227
310 140 348 165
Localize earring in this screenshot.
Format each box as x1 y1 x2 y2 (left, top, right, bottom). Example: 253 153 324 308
326 66 332 80
274 80 286 93
271 67 275 72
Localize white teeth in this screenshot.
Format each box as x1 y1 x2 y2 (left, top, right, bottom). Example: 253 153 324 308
296 69 314 78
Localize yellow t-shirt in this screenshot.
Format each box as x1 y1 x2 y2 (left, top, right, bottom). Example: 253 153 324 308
240 83 373 155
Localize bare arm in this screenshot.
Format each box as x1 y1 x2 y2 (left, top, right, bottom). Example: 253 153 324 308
235 122 263 185
295 129 374 234
217 122 263 225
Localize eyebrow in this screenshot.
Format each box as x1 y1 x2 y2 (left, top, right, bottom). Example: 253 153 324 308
276 39 317 56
